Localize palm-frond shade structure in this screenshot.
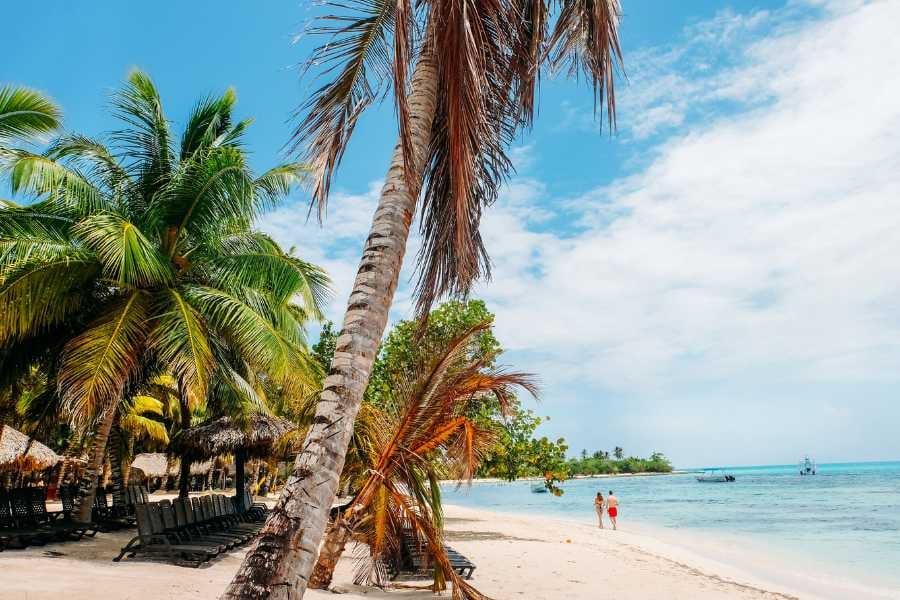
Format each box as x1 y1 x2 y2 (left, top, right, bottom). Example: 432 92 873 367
0 70 330 520
129 452 214 478
226 0 621 596
172 413 296 507
0 424 60 473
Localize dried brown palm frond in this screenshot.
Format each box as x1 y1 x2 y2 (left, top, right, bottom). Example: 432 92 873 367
292 0 621 310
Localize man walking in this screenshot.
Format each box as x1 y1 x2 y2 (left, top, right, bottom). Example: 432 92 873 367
607 490 619 530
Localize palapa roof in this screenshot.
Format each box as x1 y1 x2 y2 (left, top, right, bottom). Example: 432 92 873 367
130 452 215 477
0 425 60 472
174 413 296 460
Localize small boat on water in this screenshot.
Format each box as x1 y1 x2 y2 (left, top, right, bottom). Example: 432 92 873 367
799 455 817 475
530 483 548 493
696 469 735 483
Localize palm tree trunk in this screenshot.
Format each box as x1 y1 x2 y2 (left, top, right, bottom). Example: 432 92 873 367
73 406 117 522
222 50 439 600
178 391 192 498
309 518 353 590
108 412 125 507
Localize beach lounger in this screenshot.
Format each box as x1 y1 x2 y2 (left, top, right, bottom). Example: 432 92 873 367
393 528 477 580
0 489 53 550
92 488 132 531
240 491 269 521
11 488 96 541
113 503 218 567
159 499 234 550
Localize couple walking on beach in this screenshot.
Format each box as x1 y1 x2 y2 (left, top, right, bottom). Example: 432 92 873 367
595 491 618 530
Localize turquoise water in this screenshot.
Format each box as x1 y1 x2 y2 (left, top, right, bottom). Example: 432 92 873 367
442 461 900 591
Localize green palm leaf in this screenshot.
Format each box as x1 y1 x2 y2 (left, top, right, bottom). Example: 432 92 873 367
72 213 173 287
147 288 213 401
186 285 315 384
0 254 99 344
154 145 254 247
179 88 237 160
58 290 151 425
4 150 108 215
0 85 61 143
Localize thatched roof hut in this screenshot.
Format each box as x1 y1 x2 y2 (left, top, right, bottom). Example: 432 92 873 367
173 413 296 460
0 425 60 473
172 414 296 507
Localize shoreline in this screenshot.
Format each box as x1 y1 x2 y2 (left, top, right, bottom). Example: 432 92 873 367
2 493 897 599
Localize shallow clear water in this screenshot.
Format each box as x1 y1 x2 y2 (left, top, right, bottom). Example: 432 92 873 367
442 461 900 590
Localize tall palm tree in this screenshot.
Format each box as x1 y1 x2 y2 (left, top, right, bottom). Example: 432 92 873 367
0 85 61 431
0 71 330 520
308 321 536 595
225 1 621 596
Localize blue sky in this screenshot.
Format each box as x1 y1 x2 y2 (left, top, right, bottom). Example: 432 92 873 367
4 0 899 467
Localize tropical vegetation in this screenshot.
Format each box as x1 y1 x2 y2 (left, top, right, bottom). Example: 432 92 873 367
230 0 624 592
568 450 673 476
0 75 329 519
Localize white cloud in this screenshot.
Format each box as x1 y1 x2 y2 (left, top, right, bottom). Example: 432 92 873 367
477 0 900 397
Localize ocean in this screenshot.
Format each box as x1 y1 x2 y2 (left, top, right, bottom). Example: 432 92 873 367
441 461 900 595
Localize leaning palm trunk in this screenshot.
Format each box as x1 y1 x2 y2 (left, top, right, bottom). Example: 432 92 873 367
53 432 82 492
73 405 117 522
309 518 353 590
223 52 439 600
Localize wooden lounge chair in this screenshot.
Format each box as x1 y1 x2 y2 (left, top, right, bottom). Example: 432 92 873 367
161 499 235 549
0 489 53 550
393 528 477 580
113 503 218 567
92 489 132 531
11 488 96 541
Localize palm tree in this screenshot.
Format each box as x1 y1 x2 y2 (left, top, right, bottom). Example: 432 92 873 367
0 71 330 520
0 85 61 432
614 446 624 460
307 322 536 595
225 1 622 596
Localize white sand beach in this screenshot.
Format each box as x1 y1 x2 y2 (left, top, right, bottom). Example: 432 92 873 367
0 500 831 600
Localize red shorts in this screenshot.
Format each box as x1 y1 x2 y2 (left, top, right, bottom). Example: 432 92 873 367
607 507 618 518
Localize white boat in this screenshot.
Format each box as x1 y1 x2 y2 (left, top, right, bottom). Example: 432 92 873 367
799 455 817 475
696 469 735 483
530 483 548 493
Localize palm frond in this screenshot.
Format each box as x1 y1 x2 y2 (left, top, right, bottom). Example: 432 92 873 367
154 145 254 247
290 0 399 213
0 254 99 344
253 162 310 211
58 290 151 425
111 69 173 198
185 285 316 385
415 0 520 314
0 85 61 143
206 238 331 317
179 89 237 160
44 134 131 196
72 213 173 287
547 0 622 126
147 288 213 401
3 150 108 214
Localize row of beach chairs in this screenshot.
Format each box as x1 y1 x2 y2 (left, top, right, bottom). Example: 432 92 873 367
0 487 97 549
114 493 267 567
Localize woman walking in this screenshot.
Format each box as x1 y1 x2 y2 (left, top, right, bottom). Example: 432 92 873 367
594 492 605 528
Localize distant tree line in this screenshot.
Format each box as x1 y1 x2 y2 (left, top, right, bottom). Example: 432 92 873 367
568 450 673 475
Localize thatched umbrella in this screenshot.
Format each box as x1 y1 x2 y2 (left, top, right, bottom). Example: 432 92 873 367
130 453 215 479
130 452 172 478
172 414 296 507
0 425 60 474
